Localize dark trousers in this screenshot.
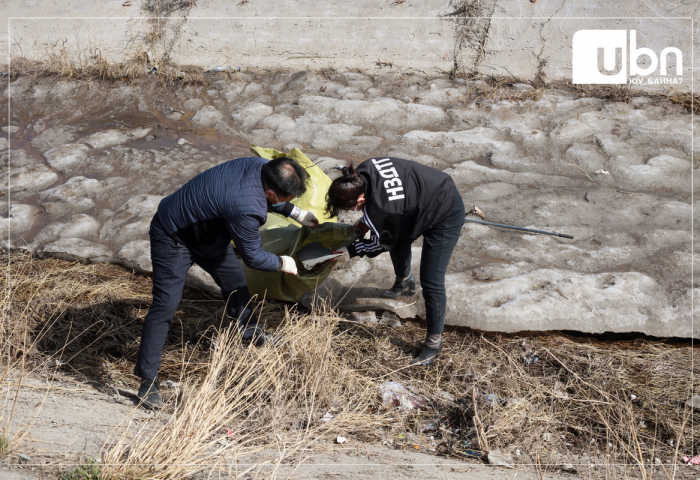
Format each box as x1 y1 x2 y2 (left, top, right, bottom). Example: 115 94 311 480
389 187 465 336
134 217 254 380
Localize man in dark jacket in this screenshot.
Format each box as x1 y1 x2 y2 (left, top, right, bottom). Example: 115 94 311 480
135 156 318 409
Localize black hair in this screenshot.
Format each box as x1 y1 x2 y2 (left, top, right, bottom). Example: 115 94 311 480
261 157 308 198
324 164 366 218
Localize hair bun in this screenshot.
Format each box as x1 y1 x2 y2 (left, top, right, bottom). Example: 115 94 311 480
341 165 355 177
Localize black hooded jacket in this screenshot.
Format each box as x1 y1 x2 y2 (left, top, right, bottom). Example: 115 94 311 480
347 157 457 258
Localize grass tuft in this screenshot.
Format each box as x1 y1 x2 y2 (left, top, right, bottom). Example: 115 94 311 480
60 457 102 480
0 434 12 456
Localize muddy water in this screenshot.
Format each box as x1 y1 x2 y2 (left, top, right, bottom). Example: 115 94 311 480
6 84 253 246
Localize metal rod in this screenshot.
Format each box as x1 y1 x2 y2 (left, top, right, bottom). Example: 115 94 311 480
464 217 574 239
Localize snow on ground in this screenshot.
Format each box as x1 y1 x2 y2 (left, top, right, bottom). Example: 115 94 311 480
1 72 696 337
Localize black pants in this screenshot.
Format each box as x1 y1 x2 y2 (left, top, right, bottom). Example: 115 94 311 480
389 187 465 336
134 217 254 381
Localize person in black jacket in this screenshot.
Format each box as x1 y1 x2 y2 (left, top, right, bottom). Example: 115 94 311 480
326 157 465 366
135 156 318 409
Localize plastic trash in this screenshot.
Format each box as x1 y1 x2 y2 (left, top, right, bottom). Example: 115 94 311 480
594 169 611 175
379 381 426 410
683 455 700 465
322 412 334 422
207 66 237 73
449 444 484 458
523 353 539 366
336 436 347 444
685 395 700 409
177 138 190 145
487 450 515 468
420 416 439 432
19 454 32 463
164 380 178 388
479 393 505 405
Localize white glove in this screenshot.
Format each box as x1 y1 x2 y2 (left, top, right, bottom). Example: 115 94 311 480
293 207 319 228
332 246 350 263
279 256 299 276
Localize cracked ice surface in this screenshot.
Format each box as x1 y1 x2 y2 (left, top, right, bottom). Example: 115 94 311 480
1 71 696 337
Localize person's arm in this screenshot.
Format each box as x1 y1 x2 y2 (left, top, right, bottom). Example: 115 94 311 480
268 201 295 217
226 214 282 272
345 209 401 259
269 202 319 228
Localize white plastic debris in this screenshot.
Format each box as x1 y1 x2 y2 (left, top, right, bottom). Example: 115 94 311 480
336 436 347 444
378 381 426 410
165 380 178 388
487 450 515 468
177 138 190 145
630 394 637 400
684 395 700 409
594 169 611 175
322 412 334 422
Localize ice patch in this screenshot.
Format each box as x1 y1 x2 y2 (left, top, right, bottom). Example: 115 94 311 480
40 238 114 261
0 204 41 249
31 126 78 153
231 102 274 129
32 214 102 247
192 106 224 127
0 149 42 172
43 144 91 173
81 128 151 150
99 194 164 245
444 269 683 337
0 164 58 199
612 155 692 192
183 98 204 111
117 240 152 272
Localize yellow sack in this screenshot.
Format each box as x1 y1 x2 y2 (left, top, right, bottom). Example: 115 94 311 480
241 146 360 302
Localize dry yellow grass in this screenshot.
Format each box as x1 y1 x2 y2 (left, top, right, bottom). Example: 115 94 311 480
1 251 698 478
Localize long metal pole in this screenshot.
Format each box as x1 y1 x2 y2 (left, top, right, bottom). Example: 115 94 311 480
464 217 574 239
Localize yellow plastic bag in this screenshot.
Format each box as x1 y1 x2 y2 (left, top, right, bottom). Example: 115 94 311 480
241 146 360 302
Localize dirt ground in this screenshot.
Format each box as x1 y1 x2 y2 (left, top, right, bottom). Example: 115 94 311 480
0 352 697 480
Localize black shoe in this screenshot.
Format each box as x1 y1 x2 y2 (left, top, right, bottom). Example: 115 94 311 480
137 377 163 410
410 342 443 367
241 326 284 347
380 273 416 299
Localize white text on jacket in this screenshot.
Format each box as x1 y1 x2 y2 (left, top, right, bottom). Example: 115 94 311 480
371 158 404 201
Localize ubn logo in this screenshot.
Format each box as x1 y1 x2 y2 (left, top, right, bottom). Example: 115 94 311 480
572 30 683 84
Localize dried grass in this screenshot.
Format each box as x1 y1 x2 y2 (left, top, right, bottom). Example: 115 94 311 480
665 88 697 114
1 251 698 477
9 37 207 87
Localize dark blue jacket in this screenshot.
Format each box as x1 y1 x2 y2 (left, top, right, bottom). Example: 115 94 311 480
154 157 294 272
